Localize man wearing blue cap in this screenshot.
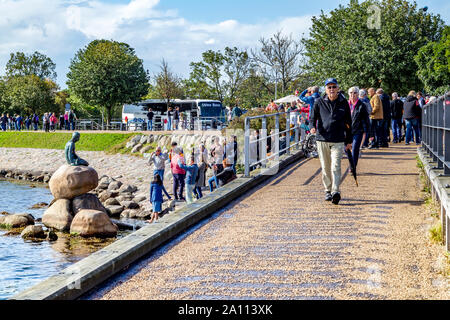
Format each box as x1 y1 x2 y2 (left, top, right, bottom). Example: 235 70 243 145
310 78 352 205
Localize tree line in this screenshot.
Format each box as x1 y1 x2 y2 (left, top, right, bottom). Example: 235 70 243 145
0 0 448 124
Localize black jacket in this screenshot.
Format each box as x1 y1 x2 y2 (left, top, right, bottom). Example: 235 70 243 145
350 99 370 135
147 111 154 120
403 96 421 120
390 99 404 120
311 94 352 144
380 93 391 121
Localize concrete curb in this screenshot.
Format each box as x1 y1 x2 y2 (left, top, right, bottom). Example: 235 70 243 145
417 147 450 252
11 149 305 300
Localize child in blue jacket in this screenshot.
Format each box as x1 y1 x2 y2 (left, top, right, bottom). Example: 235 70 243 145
147 173 171 224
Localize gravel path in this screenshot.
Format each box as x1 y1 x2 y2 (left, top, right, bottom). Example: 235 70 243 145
84 144 449 300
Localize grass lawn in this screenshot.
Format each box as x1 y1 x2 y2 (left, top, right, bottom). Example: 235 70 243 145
0 132 137 152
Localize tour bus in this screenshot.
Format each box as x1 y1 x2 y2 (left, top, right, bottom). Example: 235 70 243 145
122 99 226 130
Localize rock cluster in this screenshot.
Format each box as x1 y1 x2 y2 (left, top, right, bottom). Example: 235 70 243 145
0 213 57 241
43 165 118 238
0 169 52 183
91 175 176 220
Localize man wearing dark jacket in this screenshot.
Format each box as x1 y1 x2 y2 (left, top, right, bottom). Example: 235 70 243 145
403 91 422 145
390 93 404 143
310 78 352 205
377 88 391 147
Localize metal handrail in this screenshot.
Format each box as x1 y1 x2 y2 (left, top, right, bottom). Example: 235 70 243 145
244 111 301 177
422 92 450 174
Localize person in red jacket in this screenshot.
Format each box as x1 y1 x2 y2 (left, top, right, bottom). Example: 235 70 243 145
49 112 58 132
170 146 186 201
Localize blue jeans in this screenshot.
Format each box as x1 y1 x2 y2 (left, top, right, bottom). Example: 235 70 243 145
147 120 153 131
405 118 421 144
381 119 389 145
351 133 363 168
370 119 382 147
391 119 402 142
70 121 75 130
173 173 185 199
167 119 172 131
153 169 164 182
1 123 5 131
194 186 203 199
208 176 219 192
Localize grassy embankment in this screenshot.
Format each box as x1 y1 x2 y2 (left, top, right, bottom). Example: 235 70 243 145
0 132 156 155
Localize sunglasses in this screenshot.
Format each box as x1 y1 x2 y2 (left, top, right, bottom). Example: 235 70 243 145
327 85 337 89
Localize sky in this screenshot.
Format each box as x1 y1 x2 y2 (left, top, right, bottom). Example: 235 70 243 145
0 0 448 89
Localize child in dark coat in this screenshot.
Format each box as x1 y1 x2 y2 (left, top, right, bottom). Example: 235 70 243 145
147 174 171 224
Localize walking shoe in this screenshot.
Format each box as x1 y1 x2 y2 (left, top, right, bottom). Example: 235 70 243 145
331 192 341 205
325 192 332 201
405 142 410 145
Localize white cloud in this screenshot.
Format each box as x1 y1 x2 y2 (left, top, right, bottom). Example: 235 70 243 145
0 0 313 87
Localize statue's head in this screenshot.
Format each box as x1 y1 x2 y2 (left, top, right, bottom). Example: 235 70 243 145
72 132 80 142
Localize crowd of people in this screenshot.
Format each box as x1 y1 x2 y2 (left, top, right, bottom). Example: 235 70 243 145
0 110 78 132
146 136 238 223
302 78 430 206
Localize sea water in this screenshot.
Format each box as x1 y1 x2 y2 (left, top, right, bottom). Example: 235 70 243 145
0 180 122 300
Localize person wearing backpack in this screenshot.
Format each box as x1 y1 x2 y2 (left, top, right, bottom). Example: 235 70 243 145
32 113 39 131
147 173 171 224
68 110 76 130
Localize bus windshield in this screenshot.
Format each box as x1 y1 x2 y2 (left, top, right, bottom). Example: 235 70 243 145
199 102 223 117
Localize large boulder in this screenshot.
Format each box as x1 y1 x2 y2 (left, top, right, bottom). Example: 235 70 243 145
119 184 138 194
131 144 143 153
140 135 149 144
104 198 120 206
1 214 34 228
70 210 118 238
49 165 99 200
42 199 73 231
107 180 122 191
72 193 107 215
105 205 125 217
141 145 152 154
21 225 46 239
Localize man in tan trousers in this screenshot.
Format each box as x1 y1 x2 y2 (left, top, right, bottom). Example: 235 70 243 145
310 78 352 205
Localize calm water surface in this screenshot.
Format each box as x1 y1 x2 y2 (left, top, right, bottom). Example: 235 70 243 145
0 180 127 300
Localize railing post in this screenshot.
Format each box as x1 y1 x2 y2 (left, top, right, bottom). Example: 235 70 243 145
445 95 450 175
286 112 291 155
274 113 280 163
433 101 438 162
294 111 299 150
244 117 250 178
437 98 444 169
261 117 267 168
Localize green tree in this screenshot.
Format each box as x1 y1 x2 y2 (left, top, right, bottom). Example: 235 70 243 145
186 47 251 105
303 0 444 95
5 75 57 115
415 26 450 95
0 78 8 112
67 39 149 124
154 59 184 107
236 70 273 109
6 51 57 80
